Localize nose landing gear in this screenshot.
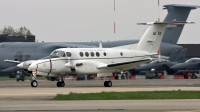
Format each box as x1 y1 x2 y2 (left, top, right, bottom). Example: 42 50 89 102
30 71 38 87
31 80 38 87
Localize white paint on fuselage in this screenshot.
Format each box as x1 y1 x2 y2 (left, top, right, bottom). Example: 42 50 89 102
33 48 154 76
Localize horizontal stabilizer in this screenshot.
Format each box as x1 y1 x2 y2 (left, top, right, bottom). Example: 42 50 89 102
163 4 200 9
137 21 194 25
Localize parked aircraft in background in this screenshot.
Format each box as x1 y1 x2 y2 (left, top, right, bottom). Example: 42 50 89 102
130 49 186 75
170 58 200 79
22 21 193 87
137 49 180 67
1 4 199 74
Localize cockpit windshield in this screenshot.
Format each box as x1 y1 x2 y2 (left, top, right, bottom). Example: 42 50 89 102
150 59 168 64
185 58 200 63
50 50 65 57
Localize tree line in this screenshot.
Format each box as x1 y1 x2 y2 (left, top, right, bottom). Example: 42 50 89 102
0 26 33 36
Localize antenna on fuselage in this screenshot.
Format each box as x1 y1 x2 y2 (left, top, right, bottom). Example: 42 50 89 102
99 41 102 48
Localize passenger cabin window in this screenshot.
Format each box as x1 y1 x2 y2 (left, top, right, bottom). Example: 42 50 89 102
96 52 100 57
103 52 106 56
80 52 84 57
120 52 123 56
85 52 89 57
66 52 72 57
90 52 94 57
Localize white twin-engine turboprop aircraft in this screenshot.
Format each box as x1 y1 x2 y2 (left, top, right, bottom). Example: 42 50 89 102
18 21 193 87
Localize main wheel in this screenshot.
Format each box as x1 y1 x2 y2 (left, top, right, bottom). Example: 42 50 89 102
60 81 65 87
107 81 112 87
104 81 112 87
104 81 108 87
57 82 61 87
31 80 38 87
191 74 196 79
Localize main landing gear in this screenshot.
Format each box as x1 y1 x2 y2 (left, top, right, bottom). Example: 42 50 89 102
104 80 112 87
103 76 112 87
57 76 65 87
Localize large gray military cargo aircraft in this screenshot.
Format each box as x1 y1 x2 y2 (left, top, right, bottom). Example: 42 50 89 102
1 4 199 73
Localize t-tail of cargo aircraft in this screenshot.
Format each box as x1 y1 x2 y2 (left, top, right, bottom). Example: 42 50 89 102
159 4 200 55
162 4 200 44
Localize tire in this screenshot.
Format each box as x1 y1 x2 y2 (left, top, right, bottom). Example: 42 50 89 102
107 81 112 87
31 80 38 87
60 81 65 87
191 74 196 79
57 82 61 87
104 81 109 87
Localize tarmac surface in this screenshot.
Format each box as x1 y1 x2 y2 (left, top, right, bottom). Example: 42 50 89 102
0 79 200 112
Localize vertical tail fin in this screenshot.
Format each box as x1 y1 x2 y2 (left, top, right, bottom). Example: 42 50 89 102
168 50 179 61
175 48 187 63
137 22 193 54
162 4 200 44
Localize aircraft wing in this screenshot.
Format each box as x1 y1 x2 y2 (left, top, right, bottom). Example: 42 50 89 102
4 59 21 64
1 66 22 72
97 58 151 69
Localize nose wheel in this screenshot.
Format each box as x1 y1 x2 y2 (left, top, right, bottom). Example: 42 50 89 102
31 80 38 87
104 81 112 87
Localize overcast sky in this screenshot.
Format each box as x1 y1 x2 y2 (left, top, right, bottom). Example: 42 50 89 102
1 0 200 43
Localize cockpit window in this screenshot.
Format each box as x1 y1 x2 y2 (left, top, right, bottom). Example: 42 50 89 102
62 53 66 57
50 50 65 57
66 52 72 57
185 58 200 63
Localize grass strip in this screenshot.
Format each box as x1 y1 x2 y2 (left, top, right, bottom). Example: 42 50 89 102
54 90 200 100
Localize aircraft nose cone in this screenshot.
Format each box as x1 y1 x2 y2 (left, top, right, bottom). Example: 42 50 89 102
17 62 24 68
28 63 37 71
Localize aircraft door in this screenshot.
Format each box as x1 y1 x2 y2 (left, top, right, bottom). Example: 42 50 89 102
40 59 51 73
